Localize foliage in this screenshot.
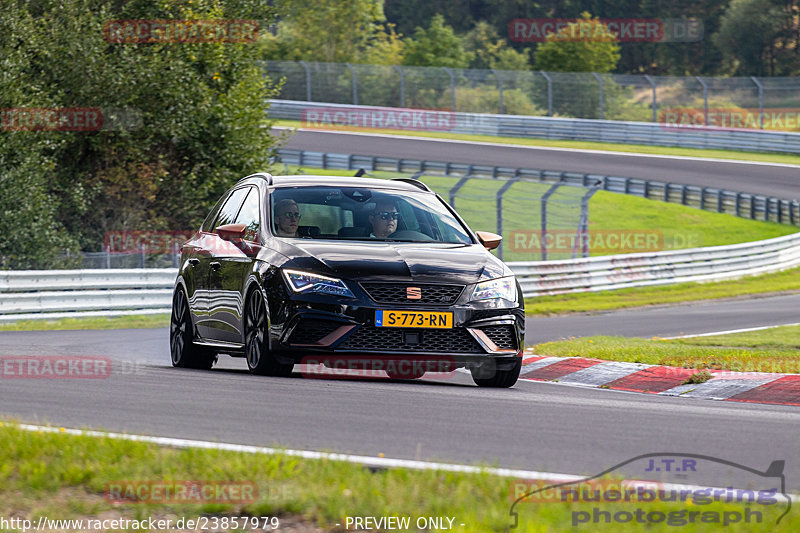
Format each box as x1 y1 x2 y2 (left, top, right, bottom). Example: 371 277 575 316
0 0 281 266
712 0 785 76
534 12 621 73
462 21 530 71
269 0 391 64
402 14 473 68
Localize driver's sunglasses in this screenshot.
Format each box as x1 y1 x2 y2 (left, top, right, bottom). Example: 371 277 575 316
376 211 399 221
279 212 301 220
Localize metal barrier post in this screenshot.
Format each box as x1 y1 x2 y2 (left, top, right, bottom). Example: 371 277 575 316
495 178 519 260
751 76 764 129
393 65 406 107
299 60 311 102
540 180 563 261
540 71 553 116
574 181 603 258
696 76 708 125
346 63 358 105
442 67 456 111
449 174 472 208
592 72 604 120
644 75 657 122
491 68 504 114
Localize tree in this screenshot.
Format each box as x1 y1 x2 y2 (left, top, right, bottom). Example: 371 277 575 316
462 21 530 70
0 0 282 266
403 14 473 68
534 12 621 73
712 0 785 76
270 0 390 63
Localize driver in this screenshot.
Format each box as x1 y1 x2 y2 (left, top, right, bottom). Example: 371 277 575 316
273 198 300 237
368 200 399 238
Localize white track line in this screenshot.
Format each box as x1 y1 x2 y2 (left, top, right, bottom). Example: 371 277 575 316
13 423 794 504
661 322 800 339
274 126 800 169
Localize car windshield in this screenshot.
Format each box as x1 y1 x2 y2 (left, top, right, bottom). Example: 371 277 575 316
270 185 473 244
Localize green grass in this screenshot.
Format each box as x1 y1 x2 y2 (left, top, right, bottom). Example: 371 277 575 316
524 267 800 316
533 324 800 374
0 314 169 332
273 119 800 165
0 421 794 532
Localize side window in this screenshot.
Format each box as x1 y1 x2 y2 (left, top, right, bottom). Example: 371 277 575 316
213 187 249 231
233 188 261 242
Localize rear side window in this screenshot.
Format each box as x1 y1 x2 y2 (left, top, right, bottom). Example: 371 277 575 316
213 187 250 231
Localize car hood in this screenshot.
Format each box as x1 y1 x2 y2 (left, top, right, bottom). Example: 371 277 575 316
275 240 510 284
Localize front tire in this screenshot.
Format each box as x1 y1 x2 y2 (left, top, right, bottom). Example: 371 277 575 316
471 358 521 388
244 288 293 377
170 288 217 370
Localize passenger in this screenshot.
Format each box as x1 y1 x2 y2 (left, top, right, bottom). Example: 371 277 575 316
369 200 399 238
273 198 301 237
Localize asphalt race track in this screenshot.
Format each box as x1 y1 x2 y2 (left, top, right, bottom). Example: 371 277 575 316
281 129 800 199
2 292 799 491
3 133 799 498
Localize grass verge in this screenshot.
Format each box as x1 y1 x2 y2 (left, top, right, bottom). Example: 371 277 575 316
0 314 170 332
0 422 793 532
273 120 800 166
533 324 800 374
525 267 800 315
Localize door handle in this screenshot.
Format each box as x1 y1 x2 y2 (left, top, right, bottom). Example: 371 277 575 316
210 261 221 270
188 258 199 266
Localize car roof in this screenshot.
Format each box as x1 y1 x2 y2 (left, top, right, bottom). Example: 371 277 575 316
235 174 429 192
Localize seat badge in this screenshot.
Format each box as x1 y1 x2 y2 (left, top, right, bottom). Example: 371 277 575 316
406 287 421 299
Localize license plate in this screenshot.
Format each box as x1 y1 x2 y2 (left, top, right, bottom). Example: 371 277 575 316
375 310 453 329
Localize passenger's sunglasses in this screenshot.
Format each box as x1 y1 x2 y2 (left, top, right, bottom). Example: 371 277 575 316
375 211 399 221
279 212 301 220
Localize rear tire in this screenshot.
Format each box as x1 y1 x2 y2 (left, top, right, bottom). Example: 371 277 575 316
245 288 293 377
170 289 217 370
471 358 521 388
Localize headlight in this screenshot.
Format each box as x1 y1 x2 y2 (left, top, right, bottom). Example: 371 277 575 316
282 269 355 298
470 276 517 302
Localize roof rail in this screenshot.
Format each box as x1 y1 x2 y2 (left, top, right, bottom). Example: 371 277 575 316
391 177 430 192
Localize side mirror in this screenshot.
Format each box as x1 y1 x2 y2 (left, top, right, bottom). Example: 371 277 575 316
216 223 247 242
475 231 502 251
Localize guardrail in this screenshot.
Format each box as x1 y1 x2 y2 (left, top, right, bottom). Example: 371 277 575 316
512 231 800 295
0 269 175 322
2 232 800 319
269 99 800 154
275 148 800 226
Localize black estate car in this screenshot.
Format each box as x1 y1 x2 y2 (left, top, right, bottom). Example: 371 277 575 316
170 174 525 387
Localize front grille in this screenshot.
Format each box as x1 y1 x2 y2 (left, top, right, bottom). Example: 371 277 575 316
340 325 483 353
479 325 517 350
289 319 342 345
360 283 464 305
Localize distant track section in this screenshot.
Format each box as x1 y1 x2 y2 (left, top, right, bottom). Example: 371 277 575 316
279 129 800 200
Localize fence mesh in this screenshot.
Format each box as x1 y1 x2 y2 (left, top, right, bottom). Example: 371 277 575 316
263 60 800 130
